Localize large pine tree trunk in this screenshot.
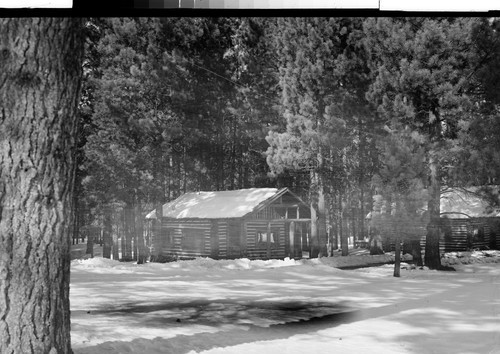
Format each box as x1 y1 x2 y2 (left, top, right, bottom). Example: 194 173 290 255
403 238 423 267
425 159 442 269
392 208 401 277
393 230 401 277
425 114 443 272
0 18 84 354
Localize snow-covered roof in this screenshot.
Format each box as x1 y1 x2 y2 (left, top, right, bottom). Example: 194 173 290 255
440 187 500 219
368 186 500 220
145 188 285 219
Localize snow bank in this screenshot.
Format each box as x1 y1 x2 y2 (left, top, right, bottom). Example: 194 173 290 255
71 249 500 274
316 253 413 269
441 250 500 266
71 256 303 273
161 257 301 270
71 253 409 273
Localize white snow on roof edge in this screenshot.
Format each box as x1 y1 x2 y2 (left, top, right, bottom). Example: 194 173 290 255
145 188 283 219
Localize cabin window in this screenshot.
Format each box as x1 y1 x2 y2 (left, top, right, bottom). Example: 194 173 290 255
473 226 485 242
256 228 280 249
181 228 205 251
164 229 174 246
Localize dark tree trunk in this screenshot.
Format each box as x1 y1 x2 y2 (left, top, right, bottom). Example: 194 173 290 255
359 195 365 241
120 217 126 260
425 154 442 269
122 206 134 261
358 115 367 242
238 142 244 189
182 146 187 194
352 207 357 242
339 191 349 256
175 154 181 197
102 206 113 259
331 199 338 251
112 213 120 261
0 18 84 354
317 176 328 257
424 110 443 269
86 231 94 258
369 233 385 255
230 119 236 190
136 205 147 264
393 232 401 277
403 238 423 266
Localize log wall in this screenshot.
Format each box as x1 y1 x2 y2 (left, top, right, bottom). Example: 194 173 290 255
160 219 212 258
157 217 297 260
438 218 490 252
217 220 227 258
376 217 494 253
244 220 286 259
249 206 282 220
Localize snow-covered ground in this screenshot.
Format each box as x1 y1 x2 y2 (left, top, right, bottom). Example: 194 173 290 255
71 249 500 354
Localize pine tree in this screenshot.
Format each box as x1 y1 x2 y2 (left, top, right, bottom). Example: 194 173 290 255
364 18 481 269
83 18 170 260
371 127 429 276
0 18 84 354
450 18 500 187
264 18 377 257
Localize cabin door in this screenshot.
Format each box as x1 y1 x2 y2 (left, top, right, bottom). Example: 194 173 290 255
227 220 241 258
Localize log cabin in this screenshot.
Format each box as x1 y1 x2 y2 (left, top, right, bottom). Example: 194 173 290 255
438 187 500 251
369 187 500 253
145 188 312 260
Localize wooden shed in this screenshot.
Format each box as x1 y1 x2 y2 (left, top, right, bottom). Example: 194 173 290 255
145 188 311 260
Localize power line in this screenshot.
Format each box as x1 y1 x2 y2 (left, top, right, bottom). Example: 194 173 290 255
169 51 279 103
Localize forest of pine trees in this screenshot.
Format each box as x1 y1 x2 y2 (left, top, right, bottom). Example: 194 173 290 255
6 16 500 354
76 17 500 270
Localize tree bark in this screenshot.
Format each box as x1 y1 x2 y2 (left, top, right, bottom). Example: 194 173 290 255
85 230 94 258
317 176 328 257
425 153 442 269
309 170 320 258
136 205 146 264
393 230 401 277
0 18 84 354
403 238 423 267
392 206 401 277
122 206 134 261
112 212 120 261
